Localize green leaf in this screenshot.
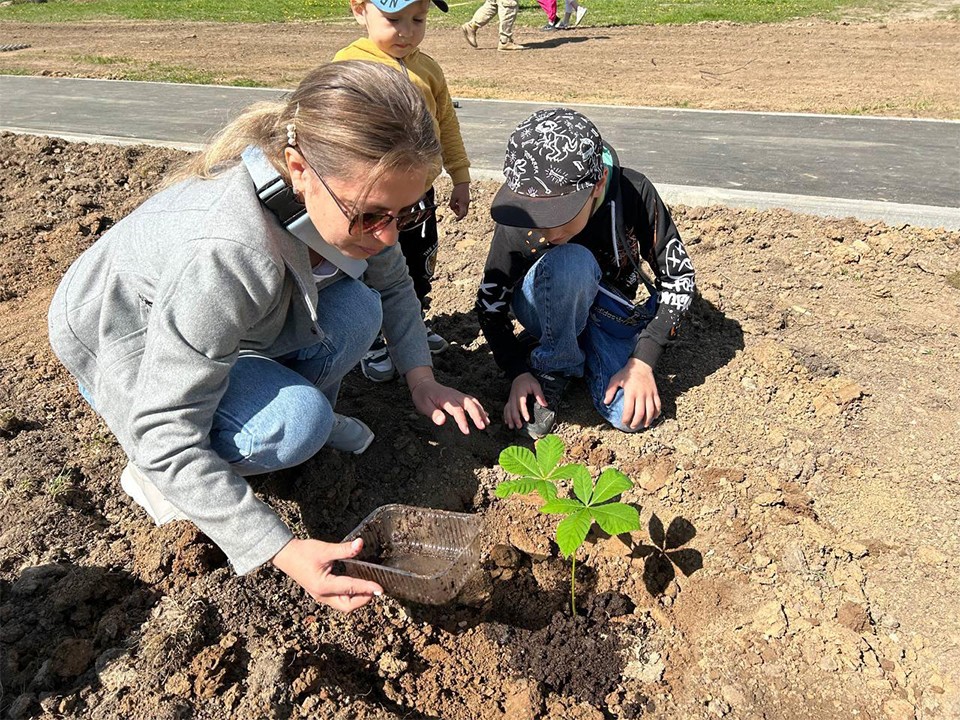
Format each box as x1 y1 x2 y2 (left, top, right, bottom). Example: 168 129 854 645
553 462 582 479
535 434 564 476
544 460 577 480
556 509 592 558
590 502 641 536
560 463 593 505
499 446 541 478
495 478 539 498
539 498 585 515
535 481 559 502
590 468 633 505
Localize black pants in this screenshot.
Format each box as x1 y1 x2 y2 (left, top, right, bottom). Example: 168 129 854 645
398 187 438 311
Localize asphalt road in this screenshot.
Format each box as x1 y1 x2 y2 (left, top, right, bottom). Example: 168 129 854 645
2 75 958 229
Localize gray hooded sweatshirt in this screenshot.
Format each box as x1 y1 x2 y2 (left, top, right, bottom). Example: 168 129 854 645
47 156 431 575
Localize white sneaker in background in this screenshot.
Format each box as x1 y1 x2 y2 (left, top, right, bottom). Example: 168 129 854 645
575 5 588 25
424 325 450 355
360 341 398 383
327 414 375 455
120 462 186 525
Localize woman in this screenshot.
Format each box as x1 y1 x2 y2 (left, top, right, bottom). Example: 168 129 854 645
48 61 488 613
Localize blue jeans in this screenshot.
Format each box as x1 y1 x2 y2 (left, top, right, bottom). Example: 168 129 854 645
212 277 380 474
512 243 657 432
82 276 381 475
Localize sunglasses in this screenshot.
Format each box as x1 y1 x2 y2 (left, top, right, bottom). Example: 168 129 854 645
296 146 435 236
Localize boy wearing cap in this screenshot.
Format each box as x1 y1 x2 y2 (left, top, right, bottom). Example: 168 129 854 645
476 108 696 438
336 0 472 381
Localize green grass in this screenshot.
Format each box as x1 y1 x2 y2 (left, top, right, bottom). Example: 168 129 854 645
830 98 936 116
67 53 267 85
0 0 886 26
72 54 135 65
0 65 34 75
122 65 267 86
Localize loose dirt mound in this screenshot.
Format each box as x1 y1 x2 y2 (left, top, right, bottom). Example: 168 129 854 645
1 133 959 719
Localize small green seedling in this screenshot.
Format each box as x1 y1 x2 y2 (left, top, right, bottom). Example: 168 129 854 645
46 463 72 500
496 434 640 615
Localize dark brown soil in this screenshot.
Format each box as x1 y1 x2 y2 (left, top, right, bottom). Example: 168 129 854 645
2 132 959 719
510 592 638 706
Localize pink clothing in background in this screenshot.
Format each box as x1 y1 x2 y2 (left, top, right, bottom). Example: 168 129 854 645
535 0 558 23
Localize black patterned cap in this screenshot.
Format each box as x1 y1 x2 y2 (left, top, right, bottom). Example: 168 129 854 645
491 108 604 229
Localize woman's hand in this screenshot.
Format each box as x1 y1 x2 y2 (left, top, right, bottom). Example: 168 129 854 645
504 372 544 430
271 537 382 614
604 358 661 430
449 182 471 220
407 369 489 434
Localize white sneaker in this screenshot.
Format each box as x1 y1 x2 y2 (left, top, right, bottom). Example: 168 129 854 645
425 325 449 355
575 5 588 25
327 414 375 454
120 463 186 525
360 342 398 382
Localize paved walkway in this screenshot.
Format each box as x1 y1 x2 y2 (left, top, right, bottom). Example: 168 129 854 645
2 75 958 229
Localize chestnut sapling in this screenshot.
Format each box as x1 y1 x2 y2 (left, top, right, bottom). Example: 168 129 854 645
496 434 640 614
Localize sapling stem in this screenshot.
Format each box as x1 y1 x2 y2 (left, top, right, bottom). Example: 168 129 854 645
571 555 577 616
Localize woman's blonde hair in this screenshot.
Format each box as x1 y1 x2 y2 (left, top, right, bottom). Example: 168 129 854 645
167 61 440 205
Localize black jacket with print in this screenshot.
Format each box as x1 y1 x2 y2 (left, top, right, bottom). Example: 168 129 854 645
475 164 696 380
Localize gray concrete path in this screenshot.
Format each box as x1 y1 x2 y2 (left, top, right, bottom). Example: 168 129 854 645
3 75 959 229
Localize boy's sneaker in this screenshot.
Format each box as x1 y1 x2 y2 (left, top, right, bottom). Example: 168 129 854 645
360 336 398 382
425 324 449 355
498 41 527 51
120 462 186 526
575 6 588 25
461 22 479 48
327 414 375 455
541 20 559 31
519 370 571 439
557 20 570 28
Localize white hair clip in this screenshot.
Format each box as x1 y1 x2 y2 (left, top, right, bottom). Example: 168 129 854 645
286 123 297 147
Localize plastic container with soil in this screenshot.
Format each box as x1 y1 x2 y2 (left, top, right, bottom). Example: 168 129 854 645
340 504 482 605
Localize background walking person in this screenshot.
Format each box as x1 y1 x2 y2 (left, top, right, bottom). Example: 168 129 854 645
558 0 588 28
461 0 525 51
534 0 560 30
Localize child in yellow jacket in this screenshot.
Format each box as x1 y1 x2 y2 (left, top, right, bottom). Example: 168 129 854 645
336 0 472 382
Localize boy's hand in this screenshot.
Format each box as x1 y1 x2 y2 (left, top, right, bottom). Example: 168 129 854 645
449 182 471 220
604 358 661 430
504 372 546 430
272 537 383 614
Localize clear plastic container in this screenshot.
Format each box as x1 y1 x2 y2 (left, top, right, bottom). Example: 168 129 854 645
340 504 482 605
